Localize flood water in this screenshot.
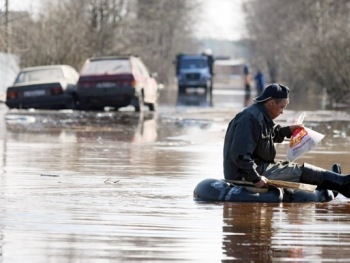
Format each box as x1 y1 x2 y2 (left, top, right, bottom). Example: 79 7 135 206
2 86 350 262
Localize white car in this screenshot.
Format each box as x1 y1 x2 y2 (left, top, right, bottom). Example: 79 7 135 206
6 65 79 110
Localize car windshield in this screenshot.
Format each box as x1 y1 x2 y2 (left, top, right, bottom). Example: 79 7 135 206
180 58 208 69
81 59 131 75
15 68 64 84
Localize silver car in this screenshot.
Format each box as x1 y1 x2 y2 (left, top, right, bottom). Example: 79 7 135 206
6 65 79 110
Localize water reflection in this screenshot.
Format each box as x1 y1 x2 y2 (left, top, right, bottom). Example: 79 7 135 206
4 111 159 175
176 90 213 107
0 106 218 262
271 203 320 261
5 111 158 144
271 202 350 261
222 203 275 262
3 100 350 262
222 201 350 262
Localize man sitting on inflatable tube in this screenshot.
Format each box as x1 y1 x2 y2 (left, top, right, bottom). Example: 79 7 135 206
222 83 350 200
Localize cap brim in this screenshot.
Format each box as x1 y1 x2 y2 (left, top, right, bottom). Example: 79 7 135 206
254 96 271 103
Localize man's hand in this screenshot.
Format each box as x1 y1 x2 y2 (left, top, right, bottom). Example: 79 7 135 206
289 124 304 133
254 176 268 188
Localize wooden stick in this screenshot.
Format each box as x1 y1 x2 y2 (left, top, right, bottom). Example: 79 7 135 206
226 179 317 192
267 179 317 192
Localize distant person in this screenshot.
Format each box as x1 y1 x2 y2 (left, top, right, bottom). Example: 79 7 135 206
202 49 214 97
254 70 265 96
201 49 214 75
243 64 251 106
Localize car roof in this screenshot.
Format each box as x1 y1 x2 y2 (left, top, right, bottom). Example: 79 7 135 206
20 64 73 72
88 56 138 62
179 55 207 59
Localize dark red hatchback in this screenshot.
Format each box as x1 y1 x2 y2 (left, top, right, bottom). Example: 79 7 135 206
76 56 159 111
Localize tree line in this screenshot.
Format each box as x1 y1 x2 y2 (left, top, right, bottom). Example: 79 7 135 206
1 0 202 84
244 0 350 106
4 0 347 106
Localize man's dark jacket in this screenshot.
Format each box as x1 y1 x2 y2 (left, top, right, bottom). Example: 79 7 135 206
223 103 292 182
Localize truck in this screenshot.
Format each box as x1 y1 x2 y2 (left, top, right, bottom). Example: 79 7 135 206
175 53 214 95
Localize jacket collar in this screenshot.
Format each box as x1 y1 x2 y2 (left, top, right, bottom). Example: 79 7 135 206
257 103 274 126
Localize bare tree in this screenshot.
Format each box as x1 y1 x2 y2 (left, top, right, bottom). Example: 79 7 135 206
126 0 201 82
5 0 201 85
244 0 350 105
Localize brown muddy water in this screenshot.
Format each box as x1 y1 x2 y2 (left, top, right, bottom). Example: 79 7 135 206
2 87 350 262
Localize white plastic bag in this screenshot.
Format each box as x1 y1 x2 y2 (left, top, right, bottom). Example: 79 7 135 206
286 113 325 161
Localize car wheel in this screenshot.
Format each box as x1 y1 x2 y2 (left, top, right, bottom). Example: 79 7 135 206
77 100 88 111
133 95 144 112
65 99 76 110
178 85 186 94
148 101 158 111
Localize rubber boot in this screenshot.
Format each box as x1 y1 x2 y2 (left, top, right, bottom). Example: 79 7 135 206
300 163 350 198
332 163 341 174
331 163 341 197
315 163 342 197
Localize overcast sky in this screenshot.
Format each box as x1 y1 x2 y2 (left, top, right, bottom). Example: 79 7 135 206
7 0 41 13
196 0 247 40
5 0 246 41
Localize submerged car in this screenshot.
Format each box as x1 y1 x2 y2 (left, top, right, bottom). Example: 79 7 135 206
76 56 159 111
6 65 79 110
